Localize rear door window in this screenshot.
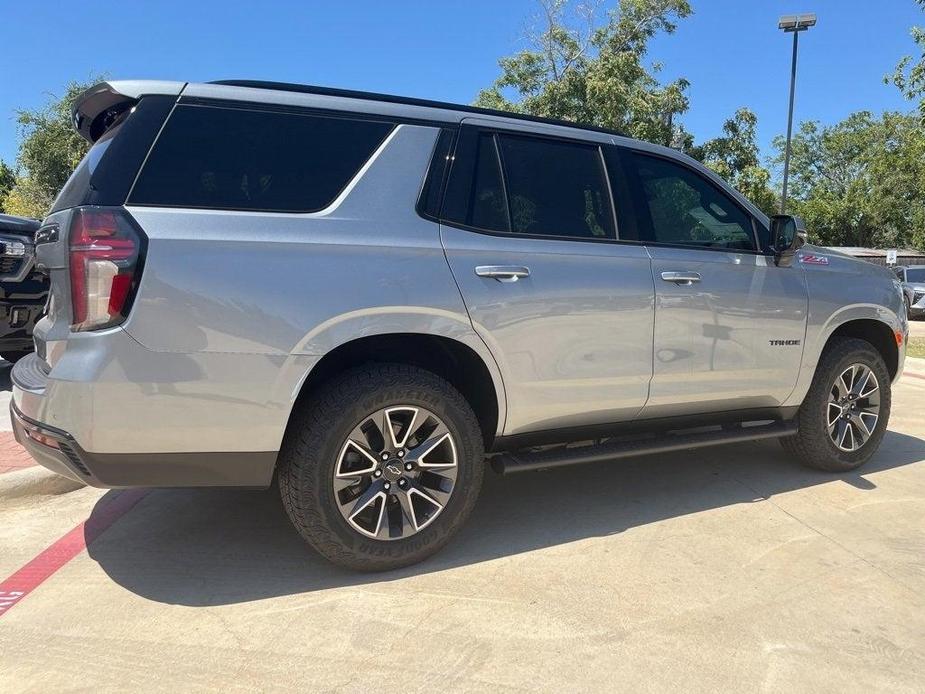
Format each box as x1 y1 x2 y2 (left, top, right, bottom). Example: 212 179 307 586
442 130 616 241
130 105 394 212
497 135 615 240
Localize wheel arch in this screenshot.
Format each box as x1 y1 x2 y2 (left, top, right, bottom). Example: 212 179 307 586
288 333 505 449
786 305 904 408
825 318 900 380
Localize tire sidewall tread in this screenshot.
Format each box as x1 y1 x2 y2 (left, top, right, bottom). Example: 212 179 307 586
782 337 891 472
278 363 484 571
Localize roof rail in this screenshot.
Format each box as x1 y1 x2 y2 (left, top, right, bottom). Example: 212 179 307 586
209 80 628 138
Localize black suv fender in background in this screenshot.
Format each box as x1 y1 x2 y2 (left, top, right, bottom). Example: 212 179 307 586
0 214 47 363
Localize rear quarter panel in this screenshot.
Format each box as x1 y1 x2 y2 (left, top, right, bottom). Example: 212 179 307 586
122 124 506 449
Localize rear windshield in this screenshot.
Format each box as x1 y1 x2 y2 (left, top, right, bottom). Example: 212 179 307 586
129 104 394 213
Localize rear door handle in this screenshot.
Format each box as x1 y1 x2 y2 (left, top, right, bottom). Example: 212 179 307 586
660 271 702 285
475 265 531 283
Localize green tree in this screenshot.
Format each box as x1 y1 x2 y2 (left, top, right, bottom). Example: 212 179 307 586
887 0 925 123
0 161 15 213
771 111 925 249
687 108 777 215
7 79 99 219
475 0 693 146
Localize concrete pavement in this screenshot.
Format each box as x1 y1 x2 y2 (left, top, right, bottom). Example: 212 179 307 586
0 374 924 691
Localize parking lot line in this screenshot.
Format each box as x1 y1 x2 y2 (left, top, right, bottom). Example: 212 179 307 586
0 489 148 618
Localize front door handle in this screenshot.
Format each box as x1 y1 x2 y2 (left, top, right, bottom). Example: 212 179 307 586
661 271 702 285
475 265 531 283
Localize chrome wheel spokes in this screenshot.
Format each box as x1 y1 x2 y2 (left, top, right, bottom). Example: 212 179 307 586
333 405 458 540
827 363 881 452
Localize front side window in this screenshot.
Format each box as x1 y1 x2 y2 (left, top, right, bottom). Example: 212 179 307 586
130 105 394 212
631 152 756 251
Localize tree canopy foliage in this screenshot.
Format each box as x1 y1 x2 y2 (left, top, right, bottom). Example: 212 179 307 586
772 112 925 249
0 80 94 218
888 0 925 124
475 0 693 147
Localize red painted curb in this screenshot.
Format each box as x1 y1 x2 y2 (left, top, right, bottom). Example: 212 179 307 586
0 489 148 618
904 372 925 381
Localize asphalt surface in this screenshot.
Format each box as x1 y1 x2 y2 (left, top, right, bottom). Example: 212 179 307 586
0 366 924 691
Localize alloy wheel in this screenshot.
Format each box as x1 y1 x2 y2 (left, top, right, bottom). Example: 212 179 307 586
827 363 880 452
333 405 458 540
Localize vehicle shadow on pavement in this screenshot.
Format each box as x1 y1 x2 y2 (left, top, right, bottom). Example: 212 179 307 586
86 430 925 606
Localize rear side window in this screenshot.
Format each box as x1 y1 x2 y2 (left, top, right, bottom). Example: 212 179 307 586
469 133 509 231
630 152 756 251
130 105 394 212
497 135 615 239
443 130 616 241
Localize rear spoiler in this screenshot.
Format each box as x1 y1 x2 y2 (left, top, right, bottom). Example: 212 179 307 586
72 80 186 143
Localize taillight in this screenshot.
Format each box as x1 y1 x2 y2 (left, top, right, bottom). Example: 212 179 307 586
69 207 145 331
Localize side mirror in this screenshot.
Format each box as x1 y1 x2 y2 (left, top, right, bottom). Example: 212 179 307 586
769 214 807 267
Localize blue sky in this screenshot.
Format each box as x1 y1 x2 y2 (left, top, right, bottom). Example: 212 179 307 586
0 0 921 169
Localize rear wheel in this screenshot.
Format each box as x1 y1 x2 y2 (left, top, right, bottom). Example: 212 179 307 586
781 337 891 472
278 363 485 571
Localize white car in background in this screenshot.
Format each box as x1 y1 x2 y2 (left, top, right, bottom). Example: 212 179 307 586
894 265 925 319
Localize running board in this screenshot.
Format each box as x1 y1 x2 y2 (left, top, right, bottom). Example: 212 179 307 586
491 420 798 475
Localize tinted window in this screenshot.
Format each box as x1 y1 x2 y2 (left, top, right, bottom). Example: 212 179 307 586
907 269 925 282
130 105 393 212
498 135 615 239
632 153 755 251
52 96 176 214
468 134 509 231
418 129 456 220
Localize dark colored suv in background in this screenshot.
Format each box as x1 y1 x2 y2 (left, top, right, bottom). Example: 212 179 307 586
0 214 46 363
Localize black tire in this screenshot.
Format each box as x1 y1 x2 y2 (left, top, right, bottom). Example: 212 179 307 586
781 337 891 472
278 363 485 571
1 350 30 364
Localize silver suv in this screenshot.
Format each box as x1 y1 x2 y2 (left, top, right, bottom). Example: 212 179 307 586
12 80 908 570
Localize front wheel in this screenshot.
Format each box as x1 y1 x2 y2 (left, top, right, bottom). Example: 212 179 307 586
278 363 485 571
781 337 891 472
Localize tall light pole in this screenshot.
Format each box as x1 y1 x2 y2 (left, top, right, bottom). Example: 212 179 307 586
778 13 816 214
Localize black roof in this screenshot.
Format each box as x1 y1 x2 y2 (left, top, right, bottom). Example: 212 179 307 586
210 80 627 139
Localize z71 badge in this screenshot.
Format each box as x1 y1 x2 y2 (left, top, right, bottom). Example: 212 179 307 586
799 253 829 265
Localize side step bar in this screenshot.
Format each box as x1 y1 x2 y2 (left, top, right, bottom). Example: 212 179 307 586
491 421 798 475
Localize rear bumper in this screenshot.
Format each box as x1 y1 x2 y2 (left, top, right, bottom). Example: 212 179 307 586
10 349 281 488
11 403 90 484
11 399 277 489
